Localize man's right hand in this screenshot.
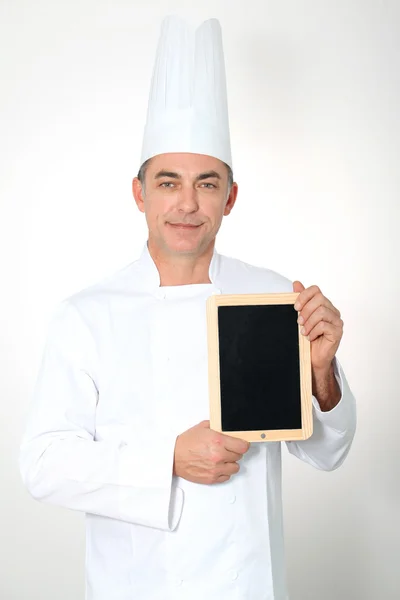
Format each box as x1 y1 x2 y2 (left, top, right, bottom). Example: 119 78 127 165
173 420 250 484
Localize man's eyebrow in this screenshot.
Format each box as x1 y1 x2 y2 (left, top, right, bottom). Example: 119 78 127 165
195 171 221 181
154 170 181 179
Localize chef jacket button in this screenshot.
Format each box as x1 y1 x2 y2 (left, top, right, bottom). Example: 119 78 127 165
230 570 238 581
229 495 236 504
175 578 183 586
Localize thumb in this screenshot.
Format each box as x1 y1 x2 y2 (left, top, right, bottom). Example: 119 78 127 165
293 280 305 293
199 420 210 428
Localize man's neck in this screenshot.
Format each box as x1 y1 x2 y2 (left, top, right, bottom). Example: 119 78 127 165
148 240 214 287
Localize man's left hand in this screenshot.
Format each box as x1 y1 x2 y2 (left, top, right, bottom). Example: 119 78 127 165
293 281 343 373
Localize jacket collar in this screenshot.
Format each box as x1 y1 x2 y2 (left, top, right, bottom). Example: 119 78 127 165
136 241 222 295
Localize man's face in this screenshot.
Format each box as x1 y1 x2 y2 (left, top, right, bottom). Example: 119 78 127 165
132 153 238 257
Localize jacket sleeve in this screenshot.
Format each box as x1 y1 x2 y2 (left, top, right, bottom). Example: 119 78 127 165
19 300 183 531
285 356 356 471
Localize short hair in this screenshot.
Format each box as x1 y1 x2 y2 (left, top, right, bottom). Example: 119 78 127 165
137 157 234 196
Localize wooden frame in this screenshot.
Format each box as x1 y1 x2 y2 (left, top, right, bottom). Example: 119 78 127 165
206 292 313 442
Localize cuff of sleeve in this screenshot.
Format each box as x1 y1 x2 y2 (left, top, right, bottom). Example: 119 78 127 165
312 356 356 433
118 428 184 531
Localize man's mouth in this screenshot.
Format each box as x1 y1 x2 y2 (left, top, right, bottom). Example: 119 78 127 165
167 223 201 229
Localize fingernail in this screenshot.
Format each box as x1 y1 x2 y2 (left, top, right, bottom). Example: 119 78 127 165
301 327 306 335
297 315 304 325
294 302 300 310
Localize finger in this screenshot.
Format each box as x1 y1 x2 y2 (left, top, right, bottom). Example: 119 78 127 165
297 292 339 325
307 320 343 344
221 434 250 454
294 286 340 317
299 306 343 337
221 450 243 463
216 474 230 483
293 280 305 294
294 284 321 311
213 462 240 483
222 461 240 476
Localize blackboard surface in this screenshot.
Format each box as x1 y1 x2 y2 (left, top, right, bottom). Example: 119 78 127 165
207 293 312 442
218 304 302 432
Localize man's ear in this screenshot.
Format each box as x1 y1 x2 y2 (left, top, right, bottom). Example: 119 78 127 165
224 182 238 216
132 177 145 213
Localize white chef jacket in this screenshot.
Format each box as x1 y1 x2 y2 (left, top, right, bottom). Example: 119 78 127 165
20 242 356 600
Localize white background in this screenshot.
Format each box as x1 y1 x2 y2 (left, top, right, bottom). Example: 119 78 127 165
1 0 399 598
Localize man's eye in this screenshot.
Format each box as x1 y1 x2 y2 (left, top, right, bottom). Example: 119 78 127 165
201 183 216 189
160 182 174 188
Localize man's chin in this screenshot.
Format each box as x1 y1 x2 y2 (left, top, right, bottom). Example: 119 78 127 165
162 236 208 256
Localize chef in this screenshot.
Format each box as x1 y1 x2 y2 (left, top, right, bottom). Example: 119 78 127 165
20 15 356 600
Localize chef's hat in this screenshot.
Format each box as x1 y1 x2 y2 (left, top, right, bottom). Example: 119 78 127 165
140 15 232 169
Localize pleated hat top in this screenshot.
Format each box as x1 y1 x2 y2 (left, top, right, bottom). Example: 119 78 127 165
140 15 232 169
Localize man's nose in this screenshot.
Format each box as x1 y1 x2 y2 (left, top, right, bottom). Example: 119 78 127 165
176 186 199 212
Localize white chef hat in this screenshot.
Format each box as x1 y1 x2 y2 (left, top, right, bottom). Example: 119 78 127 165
140 15 232 169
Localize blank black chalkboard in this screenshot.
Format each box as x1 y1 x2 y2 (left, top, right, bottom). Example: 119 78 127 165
206 293 312 442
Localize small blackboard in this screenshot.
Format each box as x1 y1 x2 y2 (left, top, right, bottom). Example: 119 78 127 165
206 293 313 442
